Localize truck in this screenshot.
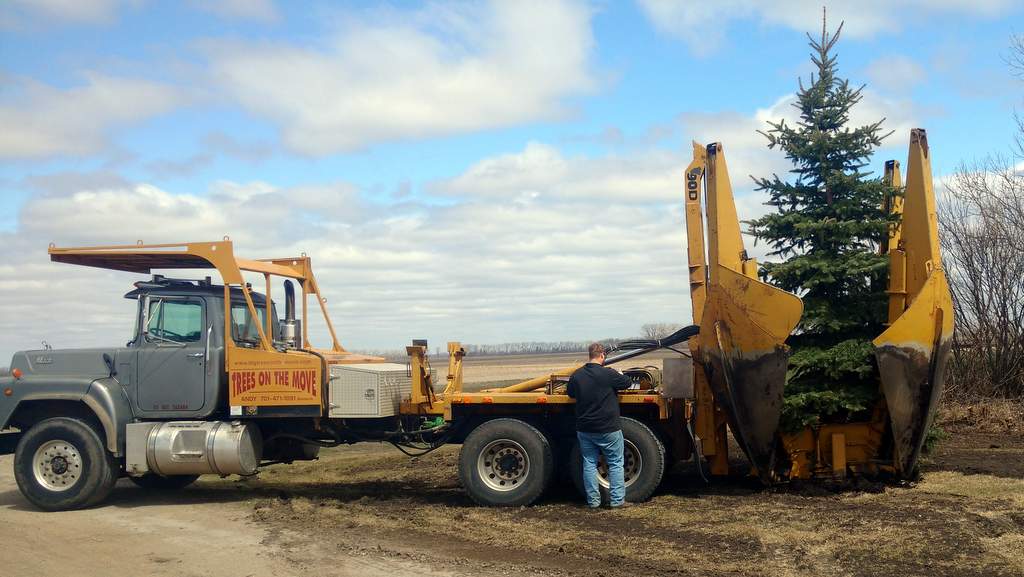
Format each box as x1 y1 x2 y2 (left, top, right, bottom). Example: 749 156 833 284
0 129 952 511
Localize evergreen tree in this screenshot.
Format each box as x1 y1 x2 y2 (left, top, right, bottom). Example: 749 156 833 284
747 16 899 431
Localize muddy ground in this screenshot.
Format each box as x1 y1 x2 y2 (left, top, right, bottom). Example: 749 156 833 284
2 436 1022 577
228 427 1024 577
2 400 1021 576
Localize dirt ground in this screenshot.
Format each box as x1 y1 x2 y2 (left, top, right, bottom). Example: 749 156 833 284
1 381 1022 576
4 428 1019 577
239 430 1024 577
0 454 468 577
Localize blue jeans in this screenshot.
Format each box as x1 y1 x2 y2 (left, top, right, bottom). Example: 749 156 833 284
577 430 625 507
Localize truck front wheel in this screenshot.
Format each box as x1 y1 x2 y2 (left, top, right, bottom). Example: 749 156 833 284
13 417 118 511
458 418 553 506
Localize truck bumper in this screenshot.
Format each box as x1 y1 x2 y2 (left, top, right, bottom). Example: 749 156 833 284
0 431 23 455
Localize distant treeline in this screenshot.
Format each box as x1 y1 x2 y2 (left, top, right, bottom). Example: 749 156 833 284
359 339 630 360
358 324 687 360
453 340 627 357
0 367 8 376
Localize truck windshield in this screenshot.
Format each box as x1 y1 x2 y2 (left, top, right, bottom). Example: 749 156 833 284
231 303 269 343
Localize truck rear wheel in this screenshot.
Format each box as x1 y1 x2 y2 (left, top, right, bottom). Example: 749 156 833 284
459 418 553 507
13 417 117 511
129 473 200 490
569 417 665 503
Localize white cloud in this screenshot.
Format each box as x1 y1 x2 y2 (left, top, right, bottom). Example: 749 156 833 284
864 55 928 94
432 142 683 202
636 0 1015 54
0 73 183 158
679 89 917 184
0 85 928 359
0 156 692 360
191 0 277 23
1 0 141 27
200 0 596 155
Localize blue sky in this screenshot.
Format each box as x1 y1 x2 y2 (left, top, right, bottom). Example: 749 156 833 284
1 0 1022 360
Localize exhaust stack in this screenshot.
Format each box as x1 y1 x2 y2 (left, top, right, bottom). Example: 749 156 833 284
281 279 302 349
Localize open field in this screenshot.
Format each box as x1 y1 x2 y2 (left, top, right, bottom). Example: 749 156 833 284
0 351 1021 577
449 349 678 389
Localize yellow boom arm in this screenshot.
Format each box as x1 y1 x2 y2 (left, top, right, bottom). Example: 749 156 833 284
873 129 955 476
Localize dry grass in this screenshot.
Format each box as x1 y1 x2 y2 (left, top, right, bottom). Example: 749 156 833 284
938 399 1024 434
917 470 1024 507
456 350 673 386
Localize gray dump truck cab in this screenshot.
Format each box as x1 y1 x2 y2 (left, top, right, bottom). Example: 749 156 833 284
0 275 281 510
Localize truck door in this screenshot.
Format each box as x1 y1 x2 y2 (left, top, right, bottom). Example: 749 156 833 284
136 296 209 414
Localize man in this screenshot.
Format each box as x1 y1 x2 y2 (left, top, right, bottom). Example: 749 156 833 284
566 342 631 509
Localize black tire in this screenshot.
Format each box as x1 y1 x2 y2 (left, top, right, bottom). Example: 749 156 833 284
129 473 200 490
569 417 665 503
552 436 576 487
13 417 118 511
458 418 553 507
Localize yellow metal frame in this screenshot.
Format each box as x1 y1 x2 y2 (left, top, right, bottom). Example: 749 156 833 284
780 129 953 480
694 142 803 481
686 129 953 481
399 343 677 423
48 240 382 410
872 129 955 476
684 143 730 475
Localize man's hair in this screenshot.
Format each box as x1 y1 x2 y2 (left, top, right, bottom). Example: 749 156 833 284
588 342 605 360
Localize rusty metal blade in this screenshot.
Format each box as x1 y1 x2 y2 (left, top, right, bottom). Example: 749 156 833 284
874 128 955 477
700 265 802 482
874 270 953 476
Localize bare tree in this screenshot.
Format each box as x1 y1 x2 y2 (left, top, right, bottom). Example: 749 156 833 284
1007 33 1024 81
938 33 1024 401
940 158 1024 399
641 323 682 340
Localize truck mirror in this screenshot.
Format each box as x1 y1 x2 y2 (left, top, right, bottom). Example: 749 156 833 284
102 353 117 377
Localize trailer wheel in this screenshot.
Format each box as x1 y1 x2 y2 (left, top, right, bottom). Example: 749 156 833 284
13 417 117 511
129 474 200 490
459 419 553 507
569 417 665 503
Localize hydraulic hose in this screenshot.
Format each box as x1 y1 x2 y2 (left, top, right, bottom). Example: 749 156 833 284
603 324 700 366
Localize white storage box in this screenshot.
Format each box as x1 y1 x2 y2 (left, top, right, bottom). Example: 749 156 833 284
328 363 411 418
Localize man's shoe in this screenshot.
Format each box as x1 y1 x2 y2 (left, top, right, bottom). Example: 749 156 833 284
610 501 633 509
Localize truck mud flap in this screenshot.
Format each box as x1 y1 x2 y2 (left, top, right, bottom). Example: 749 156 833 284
0 431 23 455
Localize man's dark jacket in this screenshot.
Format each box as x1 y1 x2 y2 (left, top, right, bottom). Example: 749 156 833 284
566 362 631 434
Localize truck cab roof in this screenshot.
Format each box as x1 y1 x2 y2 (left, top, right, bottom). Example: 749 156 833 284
123 275 270 305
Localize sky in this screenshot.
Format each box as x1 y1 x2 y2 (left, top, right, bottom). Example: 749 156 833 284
1 0 1022 360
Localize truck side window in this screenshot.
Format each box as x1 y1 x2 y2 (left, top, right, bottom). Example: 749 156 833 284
231 302 268 343
147 300 203 343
